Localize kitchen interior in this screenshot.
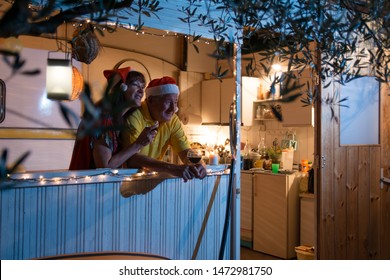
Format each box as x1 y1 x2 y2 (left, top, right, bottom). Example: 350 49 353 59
0 21 316 260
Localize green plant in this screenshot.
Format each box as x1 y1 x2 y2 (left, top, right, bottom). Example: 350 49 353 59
267 147 282 160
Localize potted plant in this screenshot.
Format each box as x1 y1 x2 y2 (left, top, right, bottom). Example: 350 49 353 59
267 138 282 164
267 147 282 164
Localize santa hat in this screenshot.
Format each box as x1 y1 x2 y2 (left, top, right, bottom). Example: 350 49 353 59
145 76 180 98
103 67 131 91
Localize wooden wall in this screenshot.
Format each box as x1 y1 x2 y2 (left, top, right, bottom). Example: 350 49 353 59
380 83 390 259
318 81 390 259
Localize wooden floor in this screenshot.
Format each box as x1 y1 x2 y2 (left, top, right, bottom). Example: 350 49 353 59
240 246 285 260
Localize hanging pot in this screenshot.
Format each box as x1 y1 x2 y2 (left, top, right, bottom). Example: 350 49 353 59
71 23 101 64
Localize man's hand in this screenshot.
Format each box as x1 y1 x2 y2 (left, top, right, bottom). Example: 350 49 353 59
189 163 207 179
172 163 207 182
135 122 159 146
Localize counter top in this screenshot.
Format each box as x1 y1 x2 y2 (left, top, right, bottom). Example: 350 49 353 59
241 169 297 176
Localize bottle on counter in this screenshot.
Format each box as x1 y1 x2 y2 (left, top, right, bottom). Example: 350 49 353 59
301 159 309 172
254 137 267 169
257 137 266 156
242 140 252 170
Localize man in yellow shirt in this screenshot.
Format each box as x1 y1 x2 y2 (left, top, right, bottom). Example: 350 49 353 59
122 76 207 181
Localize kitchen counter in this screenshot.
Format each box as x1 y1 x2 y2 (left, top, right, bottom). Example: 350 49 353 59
241 169 297 175
240 169 300 259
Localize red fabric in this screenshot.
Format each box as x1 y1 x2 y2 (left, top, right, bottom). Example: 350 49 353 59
69 134 94 170
69 114 120 170
146 76 177 88
103 67 131 83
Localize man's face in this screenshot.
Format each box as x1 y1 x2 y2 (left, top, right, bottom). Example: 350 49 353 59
148 94 178 122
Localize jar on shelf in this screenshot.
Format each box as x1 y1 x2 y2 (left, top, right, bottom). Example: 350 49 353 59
255 105 262 119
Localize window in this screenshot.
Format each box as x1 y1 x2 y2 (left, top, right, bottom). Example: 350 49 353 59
340 76 380 145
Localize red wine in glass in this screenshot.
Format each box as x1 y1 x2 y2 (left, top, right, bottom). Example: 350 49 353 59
187 149 202 164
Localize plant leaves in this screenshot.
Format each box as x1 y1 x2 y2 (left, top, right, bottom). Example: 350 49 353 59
8 151 30 174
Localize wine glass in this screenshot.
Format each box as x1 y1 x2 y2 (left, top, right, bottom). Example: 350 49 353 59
187 149 202 164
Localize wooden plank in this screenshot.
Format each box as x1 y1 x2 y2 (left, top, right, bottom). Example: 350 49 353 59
346 146 359 259
0 128 76 139
369 147 381 259
333 94 347 259
253 174 288 258
318 81 336 259
357 146 370 259
380 83 390 259
240 172 253 242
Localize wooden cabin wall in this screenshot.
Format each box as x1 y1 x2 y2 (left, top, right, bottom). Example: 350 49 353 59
318 81 390 259
381 83 390 259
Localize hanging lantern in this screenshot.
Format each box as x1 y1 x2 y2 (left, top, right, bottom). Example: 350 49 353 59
70 66 84 100
46 58 72 100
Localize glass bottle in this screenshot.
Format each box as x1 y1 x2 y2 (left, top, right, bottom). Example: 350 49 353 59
243 140 251 170
257 137 266 158
256 105 262 119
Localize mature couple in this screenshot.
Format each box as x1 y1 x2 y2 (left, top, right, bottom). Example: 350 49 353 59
69 67 207 181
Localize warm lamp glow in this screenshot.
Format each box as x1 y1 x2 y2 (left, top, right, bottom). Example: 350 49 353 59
46 58 72 100
71 66 84 100
272 64 282 71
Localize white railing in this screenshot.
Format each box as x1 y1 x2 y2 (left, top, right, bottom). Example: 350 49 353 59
0 168 232 260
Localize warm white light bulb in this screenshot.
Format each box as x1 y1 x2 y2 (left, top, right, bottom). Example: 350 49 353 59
46 58 72 100
272 64 282 72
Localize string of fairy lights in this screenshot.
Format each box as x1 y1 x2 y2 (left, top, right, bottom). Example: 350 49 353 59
72 20 213 45
5 169 147 186
3 167 228 187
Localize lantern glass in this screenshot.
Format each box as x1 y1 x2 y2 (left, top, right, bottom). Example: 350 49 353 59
46 59 72 100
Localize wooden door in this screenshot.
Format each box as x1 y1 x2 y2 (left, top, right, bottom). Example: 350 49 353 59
316 79 390 259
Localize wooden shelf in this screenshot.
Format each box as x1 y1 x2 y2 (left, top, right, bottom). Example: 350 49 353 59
254 118 275 121
254 98 282 103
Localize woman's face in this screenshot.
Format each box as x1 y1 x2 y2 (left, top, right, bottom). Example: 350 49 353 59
123 79 145 107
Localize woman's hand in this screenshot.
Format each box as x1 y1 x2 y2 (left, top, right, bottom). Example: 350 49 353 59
135 122 159 146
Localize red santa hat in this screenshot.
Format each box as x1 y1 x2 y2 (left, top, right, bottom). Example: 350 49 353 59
145 76 180 98
103 67 131 91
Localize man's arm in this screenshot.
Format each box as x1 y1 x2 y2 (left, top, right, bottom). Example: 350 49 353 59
126 153 197 182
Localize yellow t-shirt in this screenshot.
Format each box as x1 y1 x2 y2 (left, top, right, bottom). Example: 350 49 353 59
122 101 190 160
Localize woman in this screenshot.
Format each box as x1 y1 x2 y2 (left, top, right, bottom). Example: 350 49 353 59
69 67 158 170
